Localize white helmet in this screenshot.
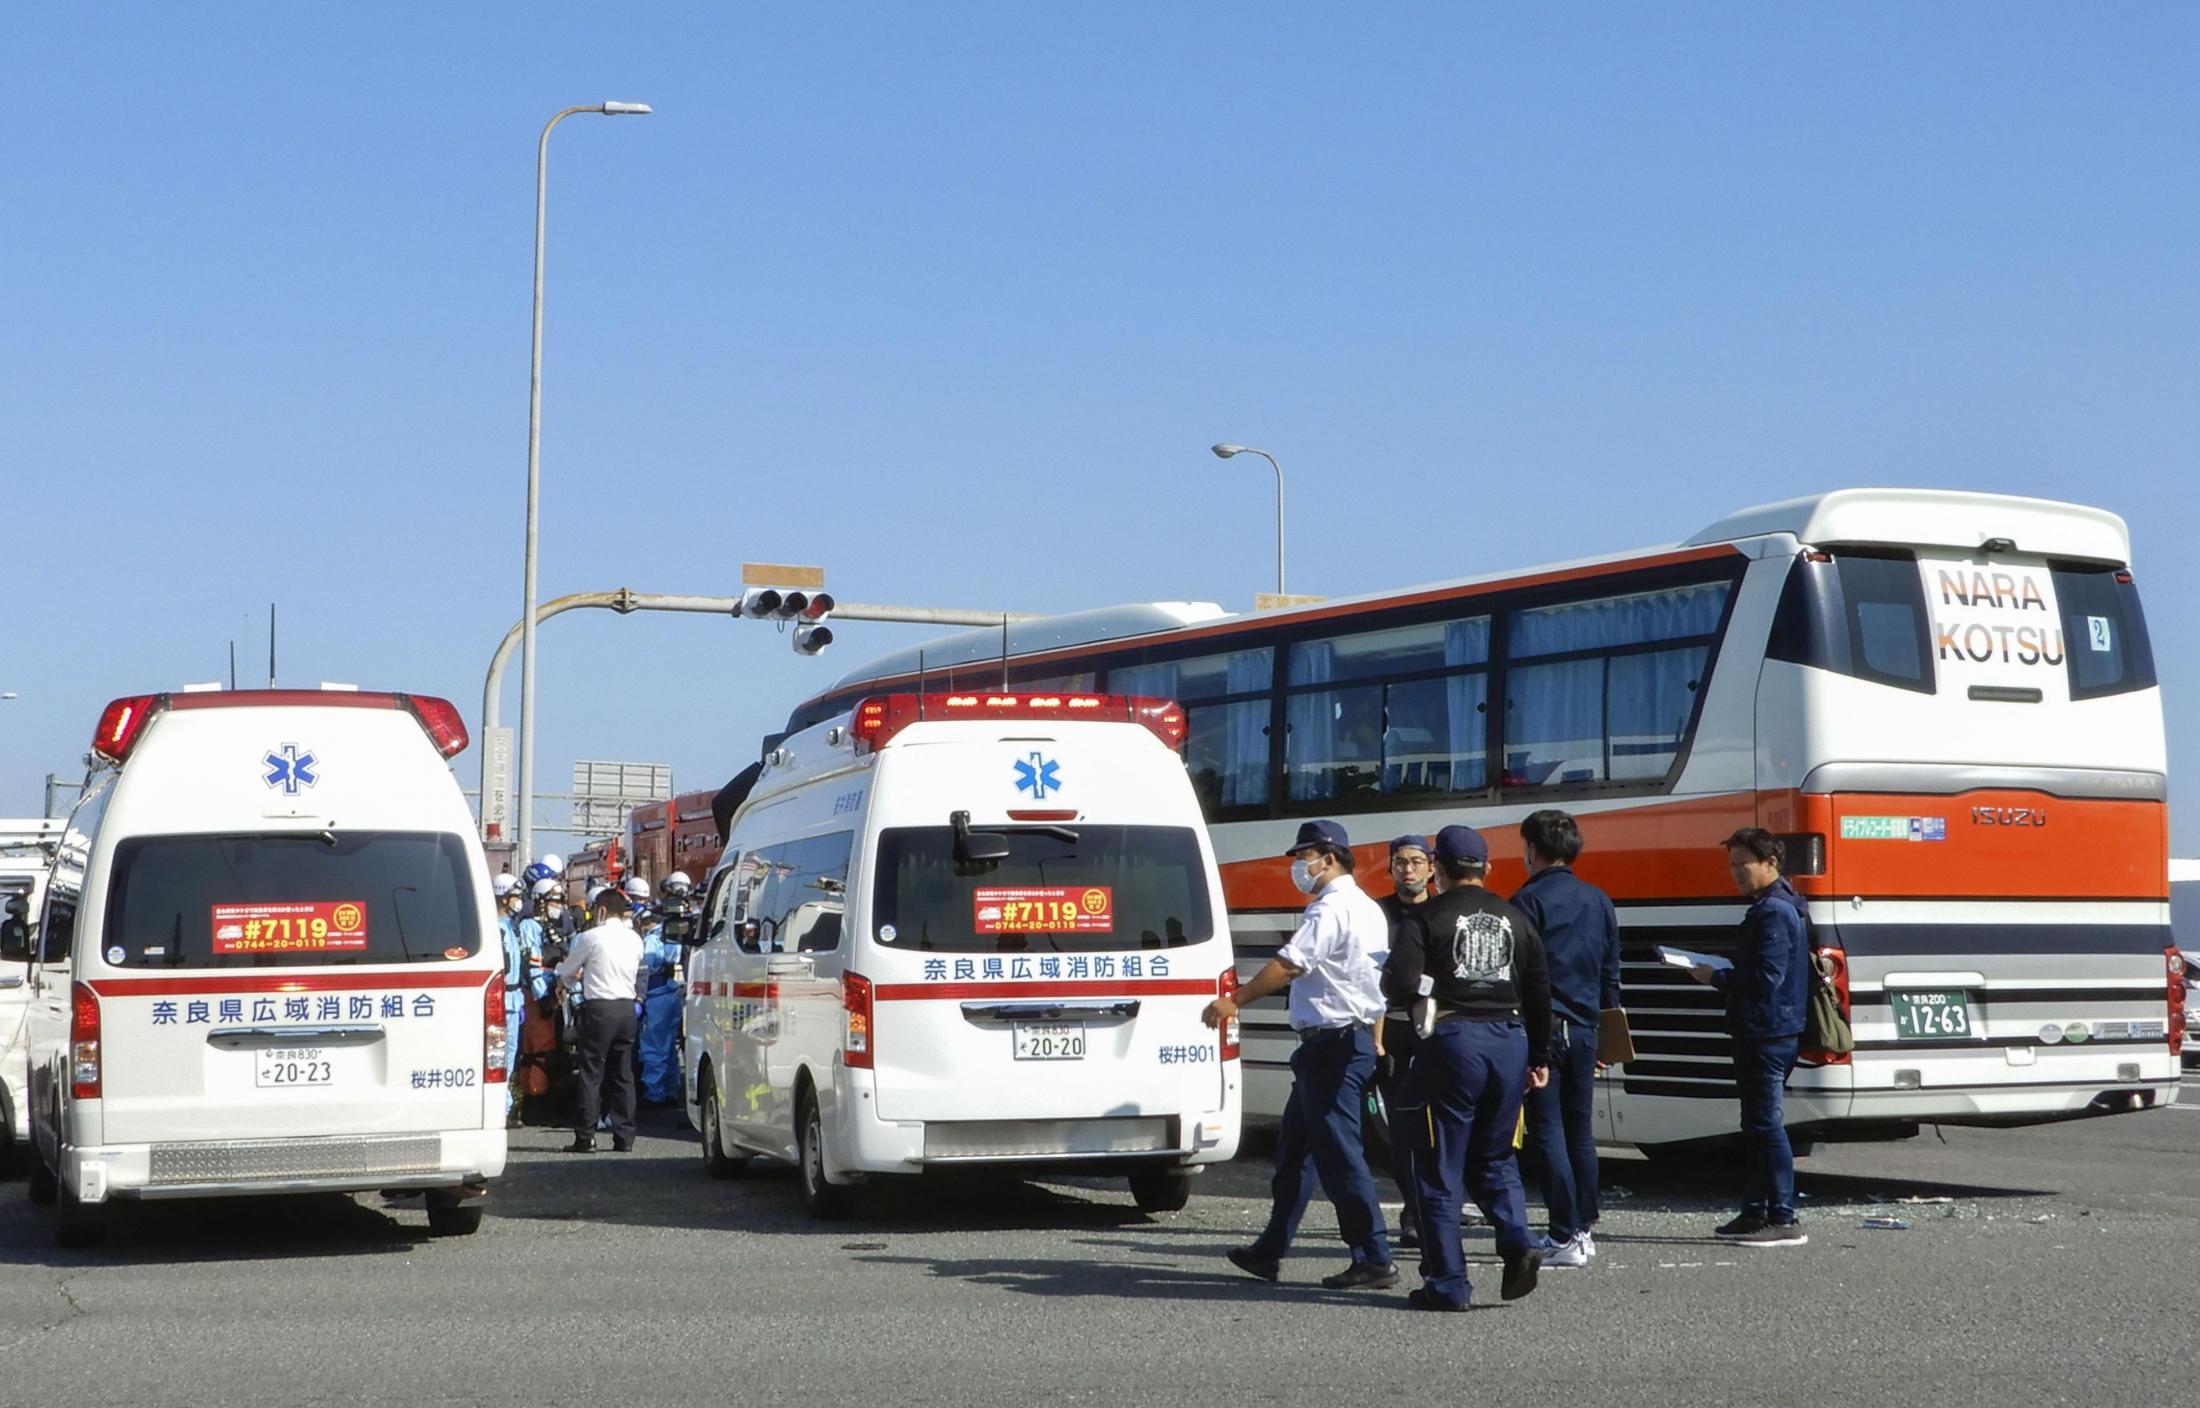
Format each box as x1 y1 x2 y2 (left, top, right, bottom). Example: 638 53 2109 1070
622 875 651 901
662 870 694 897
587 885 612 905
531 877 562 902
539 852 566 876
492 873 522 898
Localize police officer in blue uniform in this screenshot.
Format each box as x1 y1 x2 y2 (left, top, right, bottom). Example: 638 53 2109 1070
493 873 533 1126
1386 825 1552 1311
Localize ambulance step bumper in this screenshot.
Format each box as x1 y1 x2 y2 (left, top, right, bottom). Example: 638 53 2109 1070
147 1134 446 1187
920 1116 1182 1163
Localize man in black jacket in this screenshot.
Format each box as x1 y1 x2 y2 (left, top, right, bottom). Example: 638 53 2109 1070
1373 834 1437 1249
1386 826 1553 1311
1513 809 1621 1269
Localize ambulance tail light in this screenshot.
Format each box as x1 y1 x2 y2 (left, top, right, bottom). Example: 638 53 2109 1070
1805 947 1852 1067
1218 968 1241 1062
71 982 102 1100
484 980 509 1084
91 694 166 764
849 692 1189 752
403 694 471 759
2168 948 2187 1057
843 972 874 1069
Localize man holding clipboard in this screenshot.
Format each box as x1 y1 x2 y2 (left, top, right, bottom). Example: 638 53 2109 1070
1510 810 1623 1271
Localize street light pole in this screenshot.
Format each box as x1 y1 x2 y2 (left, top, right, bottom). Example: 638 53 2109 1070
516 100 651 870
1211 443 1286 596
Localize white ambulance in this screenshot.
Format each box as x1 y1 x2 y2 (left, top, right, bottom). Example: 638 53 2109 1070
14 687 507 1246
680 691 1243 1219
0 819 65 1164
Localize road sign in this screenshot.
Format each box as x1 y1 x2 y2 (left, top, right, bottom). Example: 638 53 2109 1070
482 726 514 839
571 760 673 835
742 562 826 589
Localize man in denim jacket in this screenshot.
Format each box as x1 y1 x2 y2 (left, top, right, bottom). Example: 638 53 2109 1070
1692 827 1811 1246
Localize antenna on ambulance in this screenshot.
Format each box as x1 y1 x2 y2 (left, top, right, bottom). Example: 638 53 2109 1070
1000 614 1010 691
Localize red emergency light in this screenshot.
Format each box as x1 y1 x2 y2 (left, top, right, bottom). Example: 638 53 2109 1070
90 689 472 765
848 692 1187 753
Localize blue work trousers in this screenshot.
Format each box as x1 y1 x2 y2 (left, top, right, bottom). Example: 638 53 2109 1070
1249 1024 1392 1268
1526 1017 1600 1241
1404 1018 1534 1308
1734 1035 1801 1223
503 991 529 1115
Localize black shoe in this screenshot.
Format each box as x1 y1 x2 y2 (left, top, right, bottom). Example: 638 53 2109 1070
610 1142 633 1153
1714 1214 1768 1238
1320 1260 1400 1291
565 1138 597 1154
1406 1287 1467 1313
1226 1247 1281 1282
1500 1249 1541 1302
1735 1221 1808 1247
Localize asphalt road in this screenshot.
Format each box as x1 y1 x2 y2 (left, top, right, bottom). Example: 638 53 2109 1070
3 1086 2196 1408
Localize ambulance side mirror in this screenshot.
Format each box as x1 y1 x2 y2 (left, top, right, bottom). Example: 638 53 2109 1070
0 919 27 963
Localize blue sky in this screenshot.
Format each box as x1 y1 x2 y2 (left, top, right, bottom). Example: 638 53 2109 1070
6 5 2197 851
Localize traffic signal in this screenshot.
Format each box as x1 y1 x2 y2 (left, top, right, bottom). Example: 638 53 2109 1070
793 621 833 655
739 588 783 619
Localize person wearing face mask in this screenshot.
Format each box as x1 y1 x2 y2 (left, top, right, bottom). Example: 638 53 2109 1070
1204 820 1396 1291
1373 834 1437 1248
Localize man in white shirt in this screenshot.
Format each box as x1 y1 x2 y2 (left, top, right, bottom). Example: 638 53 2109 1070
1204 819 1396 1290
555 889 646 1153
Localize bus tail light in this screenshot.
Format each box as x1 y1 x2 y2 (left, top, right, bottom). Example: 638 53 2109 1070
484 981 509 1084
1806 947 1852 1067
71 982 102 1099
2168 949 2187 1057
1218 968 1241 1061
844 972 874 1069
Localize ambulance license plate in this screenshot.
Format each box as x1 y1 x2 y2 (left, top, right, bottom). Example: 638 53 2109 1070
1012 1024 1086 1061
256 1048 334 1087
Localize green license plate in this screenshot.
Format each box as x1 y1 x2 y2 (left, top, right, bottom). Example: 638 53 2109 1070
1888 990 1978 1042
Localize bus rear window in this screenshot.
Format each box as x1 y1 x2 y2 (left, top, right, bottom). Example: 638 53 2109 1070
1767 551 1935 694
870 825 1214 954
2050 564 2158 701
103 831 481 967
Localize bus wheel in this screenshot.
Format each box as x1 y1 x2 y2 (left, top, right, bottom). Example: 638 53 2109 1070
796 1089 854 1221
699 1071 751 1180
1129 1168 1191 1214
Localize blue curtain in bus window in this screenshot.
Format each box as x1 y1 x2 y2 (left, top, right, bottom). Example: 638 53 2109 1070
1222 650 1271 803
1444 619 1489 791
1108 660 1178 698
1505 658 1604 786
1605 646 1707 781
1284 640 1342 801
1511 582 1730 657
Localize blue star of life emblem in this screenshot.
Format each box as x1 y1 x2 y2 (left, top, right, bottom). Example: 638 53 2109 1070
263 743 319 796
1013 751 1061 800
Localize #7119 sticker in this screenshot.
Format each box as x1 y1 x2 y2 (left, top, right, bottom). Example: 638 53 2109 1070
211 900 368 954
973 885 1113 934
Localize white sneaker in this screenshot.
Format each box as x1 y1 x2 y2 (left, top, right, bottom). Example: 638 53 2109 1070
1535 1233 1567 1256
1581 1230 1598 1259
1542 1234 1590 1269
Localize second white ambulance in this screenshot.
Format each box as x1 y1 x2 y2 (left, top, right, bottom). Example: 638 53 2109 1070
681 691 1243 1218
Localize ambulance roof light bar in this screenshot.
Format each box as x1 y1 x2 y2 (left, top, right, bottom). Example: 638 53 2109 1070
90 689 471 765
848 692 1186 754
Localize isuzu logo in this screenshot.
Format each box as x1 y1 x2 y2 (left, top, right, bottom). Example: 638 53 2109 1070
1972 806 2046 827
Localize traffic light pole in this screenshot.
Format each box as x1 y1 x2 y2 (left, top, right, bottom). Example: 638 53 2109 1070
478 587 1040 846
